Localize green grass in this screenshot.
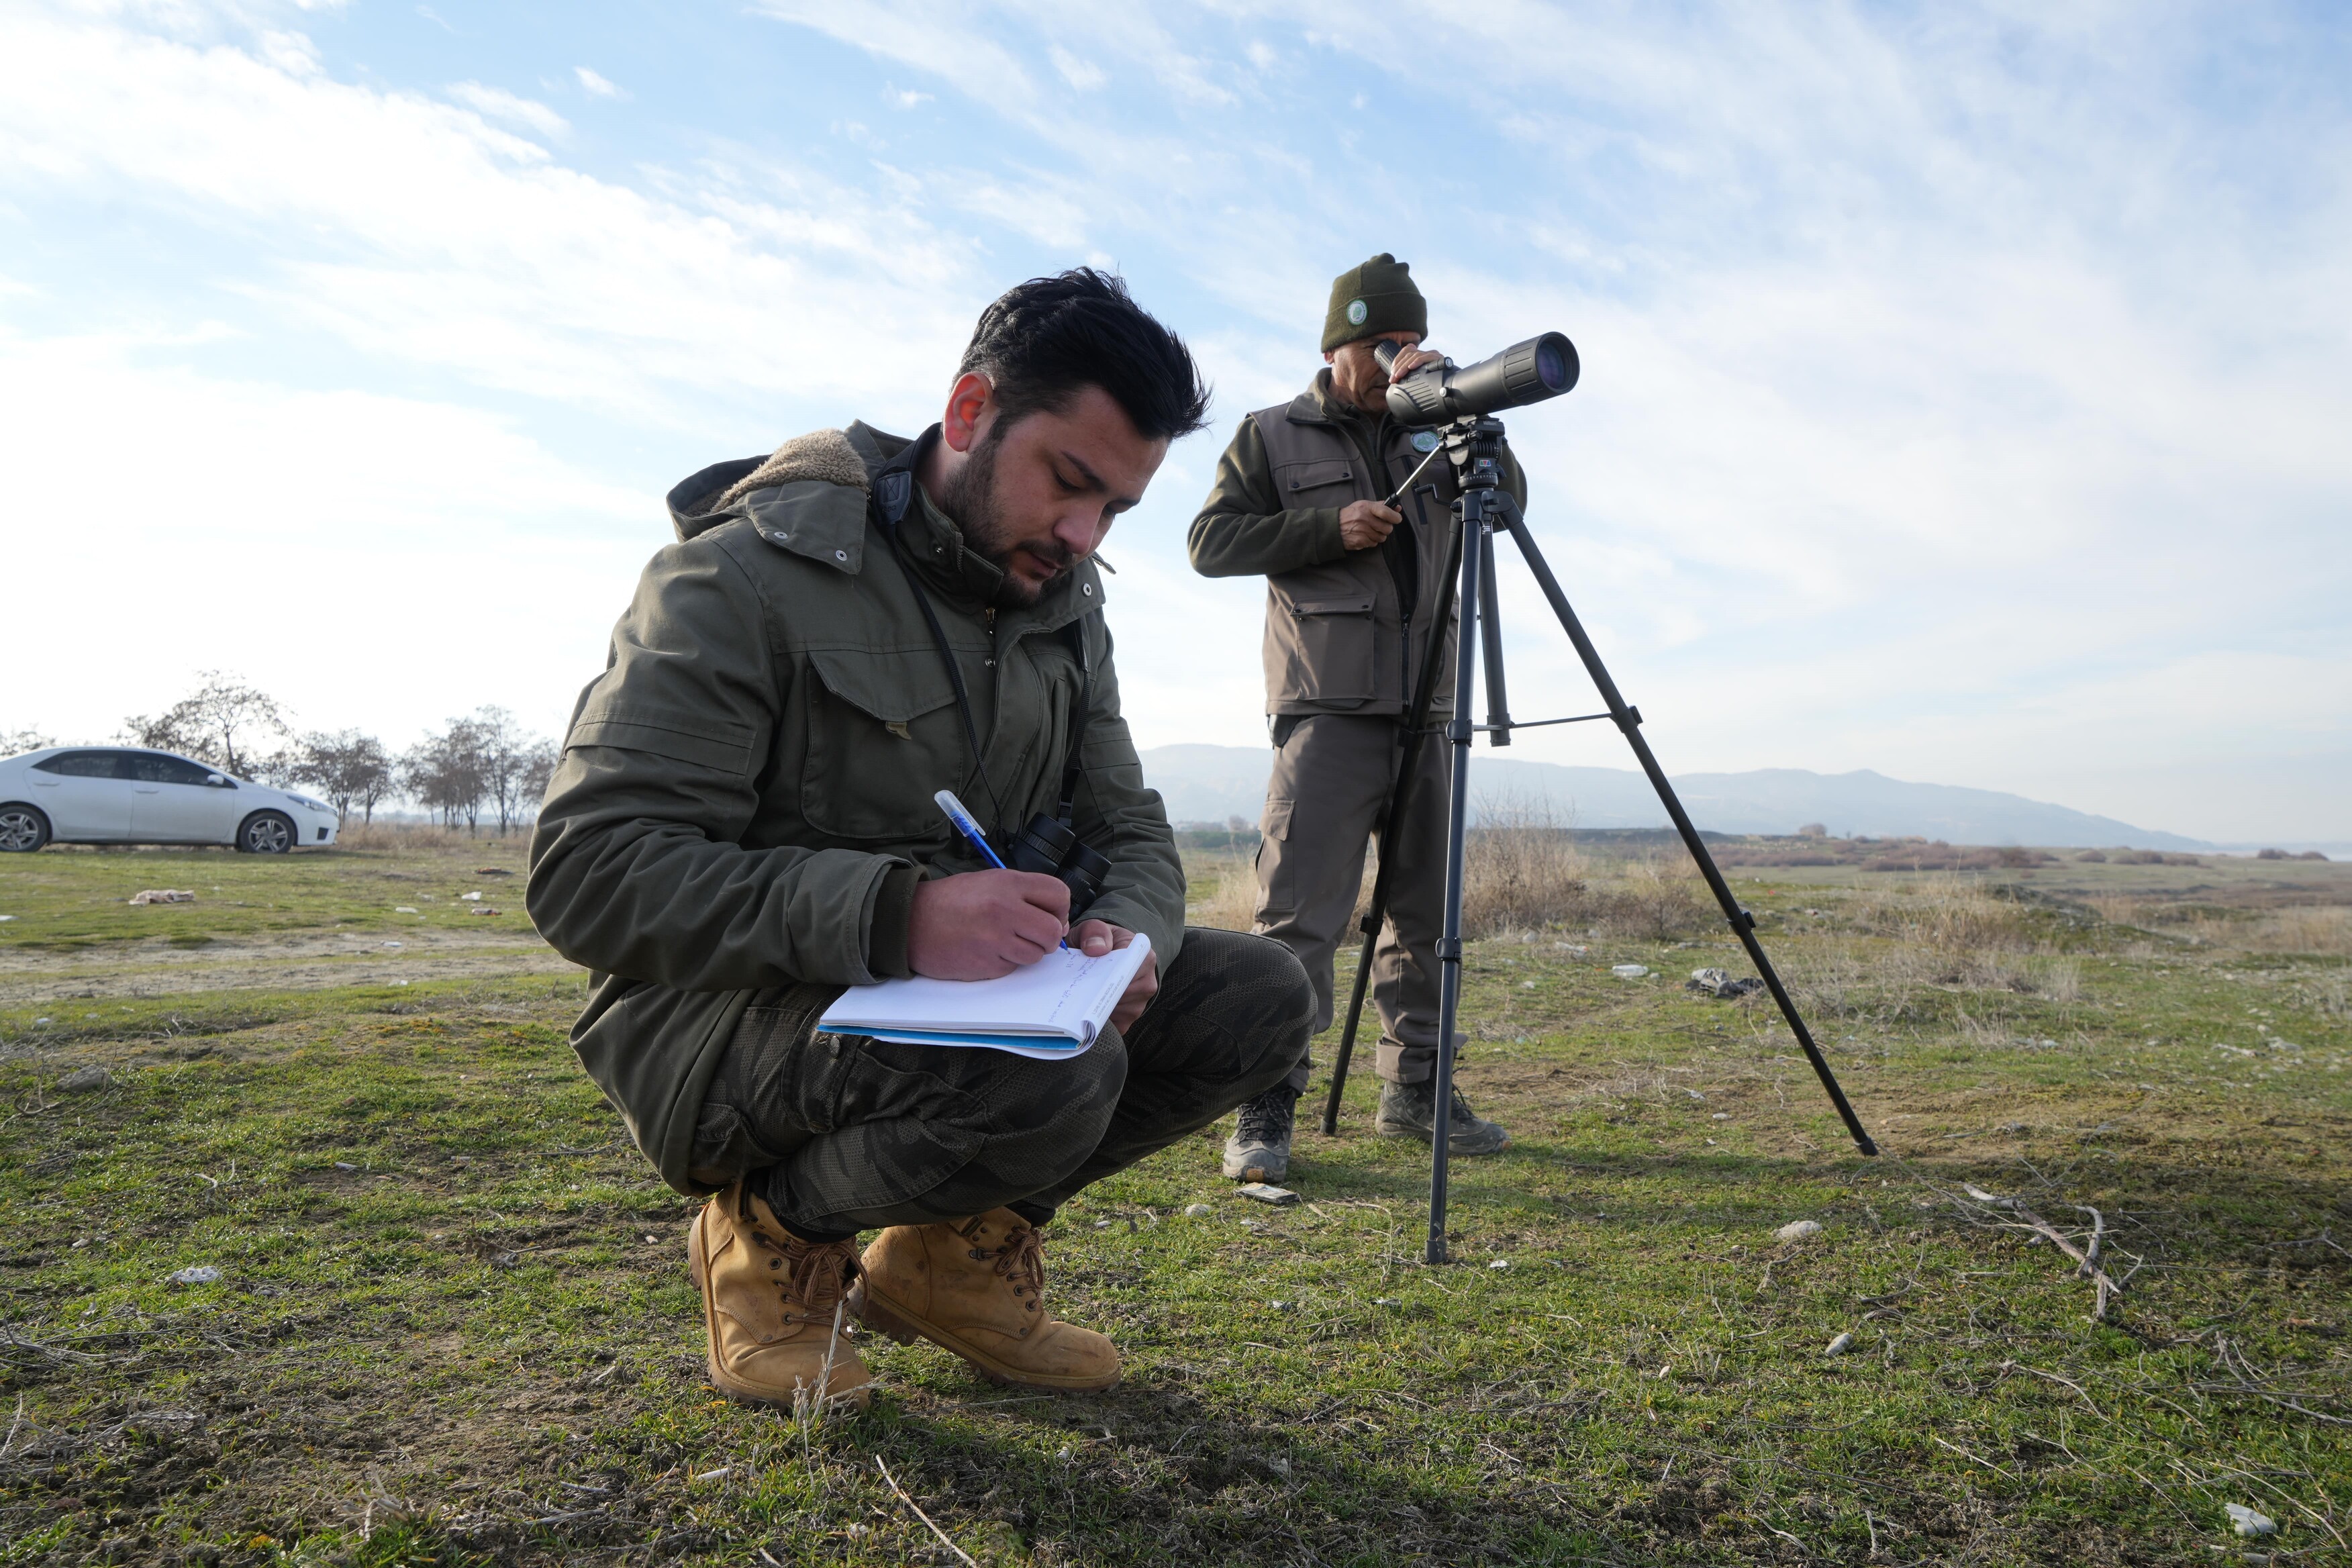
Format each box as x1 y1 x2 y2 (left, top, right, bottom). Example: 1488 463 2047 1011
2 836 2347 1565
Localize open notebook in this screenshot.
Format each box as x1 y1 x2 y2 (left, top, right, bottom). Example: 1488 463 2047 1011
817 934 1152 1061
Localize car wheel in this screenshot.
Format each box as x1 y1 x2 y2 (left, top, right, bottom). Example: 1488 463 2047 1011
0 803 51 852
236 810 296 854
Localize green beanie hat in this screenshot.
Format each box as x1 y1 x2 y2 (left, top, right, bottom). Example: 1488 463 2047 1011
1322 252 1428 352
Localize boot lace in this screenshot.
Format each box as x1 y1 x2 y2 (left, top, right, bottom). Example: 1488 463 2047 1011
974 1223 1048 1314
1236 1086 1298 1145
773 1235 861 1326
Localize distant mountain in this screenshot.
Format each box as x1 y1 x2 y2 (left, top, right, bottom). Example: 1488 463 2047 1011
1135 744 2209 850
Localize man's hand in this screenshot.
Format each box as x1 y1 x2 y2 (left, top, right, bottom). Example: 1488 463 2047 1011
1386 345 1444 381
1339 498 1401 550
907 870 1070 979
1070 919 1159 1032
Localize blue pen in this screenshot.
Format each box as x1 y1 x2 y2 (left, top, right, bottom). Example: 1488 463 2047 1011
933 789 1008 869
934 789 1075 949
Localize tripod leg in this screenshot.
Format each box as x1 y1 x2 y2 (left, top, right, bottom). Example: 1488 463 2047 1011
1496 511 1877 1157
1426 497 1487 1265
1478 536 1510 746
1320 931 1377 1136
1324 517 1467 1135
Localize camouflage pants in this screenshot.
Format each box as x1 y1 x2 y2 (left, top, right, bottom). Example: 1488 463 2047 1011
686 926 1314 1236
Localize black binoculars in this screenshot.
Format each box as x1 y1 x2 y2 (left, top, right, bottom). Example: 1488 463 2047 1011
1008 813 1110 921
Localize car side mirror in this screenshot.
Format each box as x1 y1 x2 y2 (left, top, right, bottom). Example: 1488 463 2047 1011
207 775 229 787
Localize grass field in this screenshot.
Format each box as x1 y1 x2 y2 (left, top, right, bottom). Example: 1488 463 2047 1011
2 832 2348 1565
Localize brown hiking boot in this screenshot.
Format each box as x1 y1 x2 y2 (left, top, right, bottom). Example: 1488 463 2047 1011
851 1208 1119 1391
687 1182 872 1410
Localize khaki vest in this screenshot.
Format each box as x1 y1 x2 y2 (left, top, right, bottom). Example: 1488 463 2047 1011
1248 392 1461 717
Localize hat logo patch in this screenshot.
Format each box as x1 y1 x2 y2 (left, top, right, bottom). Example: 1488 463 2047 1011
1346 299 1368 326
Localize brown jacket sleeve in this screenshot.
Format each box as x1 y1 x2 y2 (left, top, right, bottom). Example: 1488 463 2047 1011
1186 417 1349 579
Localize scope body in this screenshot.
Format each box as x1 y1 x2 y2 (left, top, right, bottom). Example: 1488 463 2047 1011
1375 333 1578 426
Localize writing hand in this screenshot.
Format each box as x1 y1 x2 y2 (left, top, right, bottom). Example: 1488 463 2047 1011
1070 919 1159 1032
907 870 1071 979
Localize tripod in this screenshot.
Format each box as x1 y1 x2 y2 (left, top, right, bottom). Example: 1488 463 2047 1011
1318 413 1877 1265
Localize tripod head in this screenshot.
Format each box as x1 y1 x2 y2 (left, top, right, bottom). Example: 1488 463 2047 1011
1440 415 1512 497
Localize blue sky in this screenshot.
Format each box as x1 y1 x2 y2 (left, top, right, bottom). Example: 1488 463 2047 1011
2 0 2347 841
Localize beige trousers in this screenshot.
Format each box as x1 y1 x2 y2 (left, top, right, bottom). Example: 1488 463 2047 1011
1253 714 1455 1089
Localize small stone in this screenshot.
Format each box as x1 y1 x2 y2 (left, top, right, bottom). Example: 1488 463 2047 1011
1237 1183 1299 1206
1488 1259 1510 1270
1776 1220 1824 1243
1824 1332 1855 1356
2226 1504 2277 1538
1183 1204 1212 1218
56 1066 113 1093
166 1265 222 1286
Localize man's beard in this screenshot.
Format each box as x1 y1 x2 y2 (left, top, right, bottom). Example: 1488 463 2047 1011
940 427 1074 608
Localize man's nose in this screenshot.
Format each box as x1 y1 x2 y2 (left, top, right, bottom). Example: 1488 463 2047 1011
1053 508 1106 559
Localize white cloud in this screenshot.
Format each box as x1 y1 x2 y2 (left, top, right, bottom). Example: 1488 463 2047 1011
0 11 987 428
1048 46 1104 92
445 81 567 139
0 328 648 747
574 64 626 100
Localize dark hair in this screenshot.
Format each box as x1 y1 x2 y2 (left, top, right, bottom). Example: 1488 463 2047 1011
958 268 1212 441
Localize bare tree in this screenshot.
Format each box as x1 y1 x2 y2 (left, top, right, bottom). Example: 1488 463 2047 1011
1 726 54 757
121 671 289 777
519 738 558 823
287 730 395 825
403 718 490 833
463 706 558 835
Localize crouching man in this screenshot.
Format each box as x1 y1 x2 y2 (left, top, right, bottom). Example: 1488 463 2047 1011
528 271 1314 1408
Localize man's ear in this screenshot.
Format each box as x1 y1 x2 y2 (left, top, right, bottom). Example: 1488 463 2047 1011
1322 350 1337 365
941 371 996 454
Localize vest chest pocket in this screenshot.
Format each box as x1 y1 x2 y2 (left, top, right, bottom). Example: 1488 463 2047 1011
1275 456 1359 503
1269 589 1375 703
797 648 964 844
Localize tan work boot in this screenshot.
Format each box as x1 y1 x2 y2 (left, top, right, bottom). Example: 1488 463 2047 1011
851 1209 1120 1391
687 1181 872 1410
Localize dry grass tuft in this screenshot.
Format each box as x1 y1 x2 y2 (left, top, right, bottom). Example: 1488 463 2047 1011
1180 795 1716 943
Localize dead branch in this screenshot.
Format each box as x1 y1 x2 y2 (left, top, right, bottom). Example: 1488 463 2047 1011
2195 1336 2352 1428
876 1457 978 1567
1954 1184 2128 1320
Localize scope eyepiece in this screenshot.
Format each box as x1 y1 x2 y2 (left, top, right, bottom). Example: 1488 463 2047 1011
1374 332 1579 426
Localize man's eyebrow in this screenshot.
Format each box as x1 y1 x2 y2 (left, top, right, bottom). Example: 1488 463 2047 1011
1059 450 1142 509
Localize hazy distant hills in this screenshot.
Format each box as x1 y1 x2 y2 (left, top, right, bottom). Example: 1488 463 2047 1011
1136 744 2210 850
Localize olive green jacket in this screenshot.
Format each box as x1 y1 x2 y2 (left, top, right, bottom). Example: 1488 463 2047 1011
1187 369 1526 717
526 422 1186 1195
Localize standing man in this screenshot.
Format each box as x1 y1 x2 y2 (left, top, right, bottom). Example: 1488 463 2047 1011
1189 253 1524 1183
530 271 1314 1410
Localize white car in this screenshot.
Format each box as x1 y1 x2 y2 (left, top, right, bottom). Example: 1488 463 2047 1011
0 747 340 853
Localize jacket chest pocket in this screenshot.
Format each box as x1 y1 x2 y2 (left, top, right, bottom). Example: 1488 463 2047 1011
1274 456 1361 505
1269 588 1375 703
797 648 966 844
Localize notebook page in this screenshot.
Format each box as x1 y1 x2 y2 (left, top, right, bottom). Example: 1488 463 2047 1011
818 934 1152 1043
